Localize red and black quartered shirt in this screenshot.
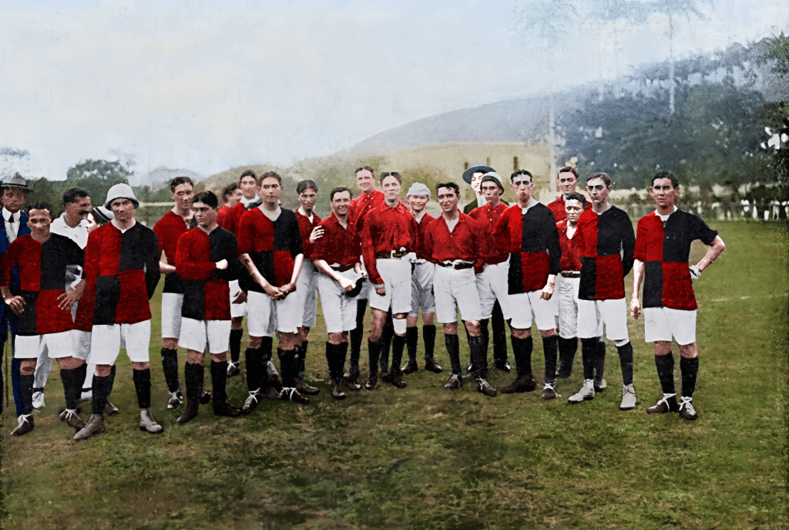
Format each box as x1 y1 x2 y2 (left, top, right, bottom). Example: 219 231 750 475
557 219 582 272
0 233 84 335
153 209 193 294
176 226 241 321
469 201 509 265
635 209 718 311
296 209 322 262
576 206 635 301
311 213 361 269
85 222 161 325
237 207 303 291
493 203 561 294
361 201 417 286
423 213 484 272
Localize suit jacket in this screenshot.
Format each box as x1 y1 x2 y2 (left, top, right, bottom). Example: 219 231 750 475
0 210 30 296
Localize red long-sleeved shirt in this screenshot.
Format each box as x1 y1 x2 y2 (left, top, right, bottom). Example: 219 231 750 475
311 213 361 269
153 209 191 293
361 201 417 286
469 201 509 265
296 209 321 261
423 213 484 273
348 189 384 235
414 212 435 261
557 219 582 272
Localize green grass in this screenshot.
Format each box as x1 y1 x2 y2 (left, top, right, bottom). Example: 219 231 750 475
2 220 787 529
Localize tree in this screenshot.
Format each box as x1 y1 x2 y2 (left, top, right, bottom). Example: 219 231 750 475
65 159 133 205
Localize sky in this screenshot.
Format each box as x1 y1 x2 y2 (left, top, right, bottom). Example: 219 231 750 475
0 0 787 182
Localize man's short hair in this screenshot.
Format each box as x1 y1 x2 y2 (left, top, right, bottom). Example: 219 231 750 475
652 171 679 189
355 166 375 177
511 169 533 183
565 192 586 206
192 191 219 209
239 169 258 185
63 187 89 205
296 180 318 195
260 171 282 184
558 165 579 179
435 182 460 197
588 172 613 188
26 202 53 217
222 182 238 200
170 176 194 192
330 187 351 201
380 171 401 184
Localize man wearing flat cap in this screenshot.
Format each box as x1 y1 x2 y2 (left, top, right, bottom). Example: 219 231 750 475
74 183 162 440
0 174 30 417
462 163 495 214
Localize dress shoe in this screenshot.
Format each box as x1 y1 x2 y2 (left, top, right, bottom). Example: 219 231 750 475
177 400 200 424
73 414 104 441
139 408 163 434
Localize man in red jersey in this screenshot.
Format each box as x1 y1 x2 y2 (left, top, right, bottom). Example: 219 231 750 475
631 172 725 421
153 176 195 410
555 192 586 379
423 182 495 396
346 166 385 387
221 170 263 379
493 170 562 400
237 171 308 410
547 165 590 223
1 203 87 436
216 183 241 227
401 183 441 375
292 180 322 397
469 172 512 373
567 173 636 411
312 187 364 399
74 183 162 440
174 191 243 423
360 171 417 390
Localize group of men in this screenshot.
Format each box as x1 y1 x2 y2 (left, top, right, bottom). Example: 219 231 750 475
0 160 724 440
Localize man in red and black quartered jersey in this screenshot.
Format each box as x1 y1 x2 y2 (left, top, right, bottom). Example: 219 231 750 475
401 183 442 375
312 186 365 399
493 170 562 400
360 171 417 390
1 203 87 437
153 176 195 410
292 180 322 397
74 183 162 441
237 171 308 410
568 173 637 411
423 182 496 397
631 172 725 421
173 191 245 423
469 172 512 374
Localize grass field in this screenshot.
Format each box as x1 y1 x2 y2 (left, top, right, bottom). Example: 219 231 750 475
1 221 787 529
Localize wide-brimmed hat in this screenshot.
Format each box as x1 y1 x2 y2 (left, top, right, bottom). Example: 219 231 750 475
462 163 495 184
1 174 29 191
104 183 140 209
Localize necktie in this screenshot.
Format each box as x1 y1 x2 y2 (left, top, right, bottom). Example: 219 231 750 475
7 213 17 242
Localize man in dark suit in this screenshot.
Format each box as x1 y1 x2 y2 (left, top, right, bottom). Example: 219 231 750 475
0 174 31 415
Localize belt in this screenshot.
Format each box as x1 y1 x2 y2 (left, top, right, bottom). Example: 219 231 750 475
330 264 354 273
561 271 581 278
376 250 408 259
437 261 474 270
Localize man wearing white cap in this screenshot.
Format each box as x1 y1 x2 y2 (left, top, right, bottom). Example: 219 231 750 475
401 182 441 375
74 183 163 440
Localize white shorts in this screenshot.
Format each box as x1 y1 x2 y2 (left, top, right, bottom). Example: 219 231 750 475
434 266 482 324
409 261 436 317
476 261 511 320
318 271 358 334
15 331 75 360
89 320 152 365
179 317 232 354
370 257 411 315
556 274 580 339
161 293 184 339
644 307 697 346
509 290 558 331
72 330 92 361
229 280 247 319
297 261 318 328
577 298 628 341
247 290 301 336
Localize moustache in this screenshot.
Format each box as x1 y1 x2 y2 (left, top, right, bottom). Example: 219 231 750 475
79 210 91 216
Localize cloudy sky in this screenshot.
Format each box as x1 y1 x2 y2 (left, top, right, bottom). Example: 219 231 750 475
0 0 786 181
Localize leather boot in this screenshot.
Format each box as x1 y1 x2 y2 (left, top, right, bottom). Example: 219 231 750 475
423 356 443 373
295 343 320 395
73 413 104 441
402 358 418 374
177 400 200 423
390 367 407 389
60 408 87 431
139 408 163 434
11 414 34 436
